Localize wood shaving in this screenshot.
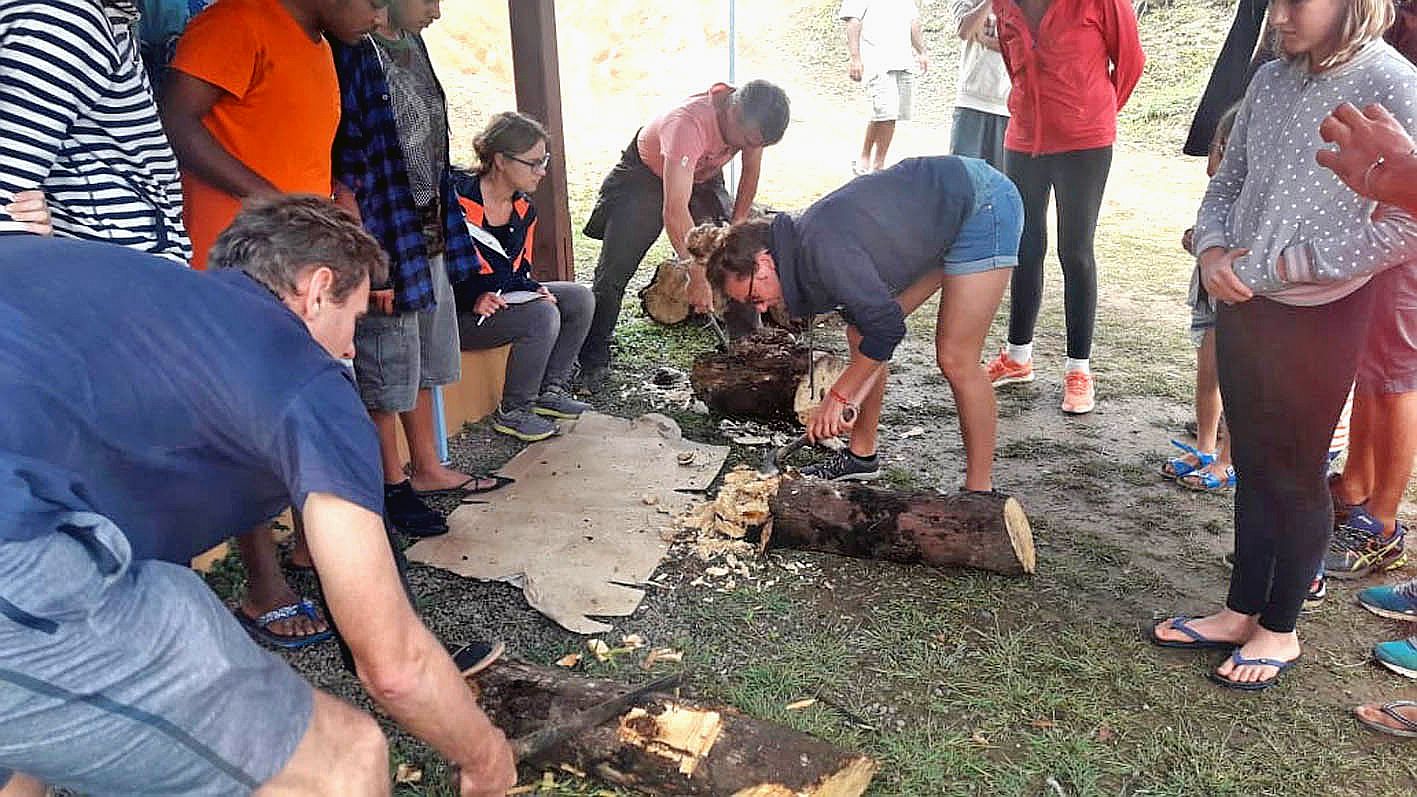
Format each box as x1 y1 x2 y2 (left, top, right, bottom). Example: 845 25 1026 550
784 698 817 711
587 639 612 662
621 634 647 650
394 763 422 784
642 648 684 668
899 426 926 439
641 493 659 506
555 653 582 667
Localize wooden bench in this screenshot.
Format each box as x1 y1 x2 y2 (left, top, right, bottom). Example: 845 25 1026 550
191 346 510 572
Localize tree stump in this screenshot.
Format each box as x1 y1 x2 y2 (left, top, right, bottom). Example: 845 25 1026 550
639 259 693 326
764 479 1036 575
690 329 848 424
475 659 877 796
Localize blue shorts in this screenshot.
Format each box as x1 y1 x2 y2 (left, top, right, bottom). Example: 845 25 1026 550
0 514 313 795
943 156 1023 276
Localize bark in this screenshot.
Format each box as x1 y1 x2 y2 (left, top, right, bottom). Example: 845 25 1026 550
475 659 877 796
765 479 1036 576
690 329 847 424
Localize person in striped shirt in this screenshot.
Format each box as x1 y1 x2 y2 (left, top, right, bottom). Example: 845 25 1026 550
0 0 190 262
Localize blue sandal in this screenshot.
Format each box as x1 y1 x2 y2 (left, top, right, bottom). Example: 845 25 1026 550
1160 439 1215 480
1146 616 1237 650
1179 465 1236 492
235 599 333 650
1207 649 1301 691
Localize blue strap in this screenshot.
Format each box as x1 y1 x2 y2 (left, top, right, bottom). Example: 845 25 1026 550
252 599 319 629
1169 439 1216 465
1168 616 1213 644
1229 650 1296 670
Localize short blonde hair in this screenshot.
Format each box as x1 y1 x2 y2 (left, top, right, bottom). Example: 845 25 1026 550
1273 0 1395 70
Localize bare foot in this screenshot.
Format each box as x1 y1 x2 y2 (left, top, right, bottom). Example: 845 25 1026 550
1152 609 1255 646
407 462 475 493
241 585 327 639
1355 701 1417 736
1214 628 1301 686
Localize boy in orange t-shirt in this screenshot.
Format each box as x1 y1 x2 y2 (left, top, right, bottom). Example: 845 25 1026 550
158 0 382 648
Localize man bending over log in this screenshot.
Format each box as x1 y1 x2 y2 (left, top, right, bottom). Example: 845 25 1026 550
0 197 515 797
695 155 1022 490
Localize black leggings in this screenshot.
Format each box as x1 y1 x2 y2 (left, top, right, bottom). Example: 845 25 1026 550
1218 286 1374 633
1003 146 1113 360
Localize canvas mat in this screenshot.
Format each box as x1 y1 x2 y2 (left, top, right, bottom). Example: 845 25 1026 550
406 412 728 634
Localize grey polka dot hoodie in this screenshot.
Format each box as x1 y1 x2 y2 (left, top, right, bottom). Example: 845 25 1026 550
1194 39 1417 306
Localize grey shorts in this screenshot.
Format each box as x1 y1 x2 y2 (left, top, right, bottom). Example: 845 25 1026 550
1356 263 1417 395
867 70 914 122
354 254 462 413
0 515 313 795
1187 265 1217 348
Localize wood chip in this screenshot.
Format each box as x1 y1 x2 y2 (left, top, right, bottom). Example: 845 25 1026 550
555 653 582 667
676 450 696 466
732 435 771 445
713 518 746 540
587 639 612 662
394 763 422 784
641 493 659 506
642 647 684 668
621 634 647 650
899 426 926 439
784 698 817 711
705 565 730 577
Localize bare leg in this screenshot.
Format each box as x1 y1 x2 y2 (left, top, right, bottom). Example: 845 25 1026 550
236 525 325 637
372 409 405 485
936 269 1013 491
402 390 473 493
1335 391 1378 507
255 691 390 796
0 773 44 797
1195 329 1222 454
857 124 875 173
871 120 897 170
1366 391 1417 534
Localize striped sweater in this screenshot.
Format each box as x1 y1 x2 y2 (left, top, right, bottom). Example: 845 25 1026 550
0 0 189 261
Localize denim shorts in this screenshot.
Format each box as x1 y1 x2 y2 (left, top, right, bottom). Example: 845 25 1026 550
0 515 312 795
943 156 1023 276
1187 265 1217 348
354 253 462 413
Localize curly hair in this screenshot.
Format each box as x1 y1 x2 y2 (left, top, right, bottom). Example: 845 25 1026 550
690 219 773 290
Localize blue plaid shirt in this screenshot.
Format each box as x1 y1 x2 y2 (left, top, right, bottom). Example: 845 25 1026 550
331 36 475 314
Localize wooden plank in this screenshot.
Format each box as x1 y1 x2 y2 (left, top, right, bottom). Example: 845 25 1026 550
508 0 574 282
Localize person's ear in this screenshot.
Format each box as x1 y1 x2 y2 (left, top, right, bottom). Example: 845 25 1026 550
305 265 337 317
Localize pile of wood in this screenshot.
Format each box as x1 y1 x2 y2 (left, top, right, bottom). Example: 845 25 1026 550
476 659 878 796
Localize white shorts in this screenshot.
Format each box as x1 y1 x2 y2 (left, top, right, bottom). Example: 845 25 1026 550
867 70 914 122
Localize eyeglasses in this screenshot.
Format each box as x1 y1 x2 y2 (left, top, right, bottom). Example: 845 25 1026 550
506 152 552 171
744 269 760 305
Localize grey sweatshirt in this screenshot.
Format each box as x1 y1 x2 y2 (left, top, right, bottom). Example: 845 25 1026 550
1194 40 1417 306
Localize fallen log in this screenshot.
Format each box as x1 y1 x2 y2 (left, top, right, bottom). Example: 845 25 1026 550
690 329 848 424
764 479 1036 575
639 258 694 326
475 659 877 796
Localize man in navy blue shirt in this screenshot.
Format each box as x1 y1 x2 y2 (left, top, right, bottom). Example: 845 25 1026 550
0 197 515 797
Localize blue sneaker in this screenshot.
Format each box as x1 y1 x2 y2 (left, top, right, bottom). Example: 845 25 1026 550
1374 637 1417 680
1359 578 1417 621
1325 509 1407 580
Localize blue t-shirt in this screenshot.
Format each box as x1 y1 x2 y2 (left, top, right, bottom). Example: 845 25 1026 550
0 237 383 563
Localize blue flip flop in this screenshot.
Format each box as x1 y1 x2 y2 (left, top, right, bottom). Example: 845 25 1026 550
1207 649 1301 691
1160 439 1216 480
1146 616 1237 649
235 599 333 650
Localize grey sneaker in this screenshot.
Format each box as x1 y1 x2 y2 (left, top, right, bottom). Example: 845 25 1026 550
491 407 558 442
799 450 881 481
534 385 592 419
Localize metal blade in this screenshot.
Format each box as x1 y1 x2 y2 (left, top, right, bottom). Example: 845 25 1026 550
510 672 685 762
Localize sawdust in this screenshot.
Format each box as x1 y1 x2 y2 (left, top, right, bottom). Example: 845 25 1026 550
674 466 783 564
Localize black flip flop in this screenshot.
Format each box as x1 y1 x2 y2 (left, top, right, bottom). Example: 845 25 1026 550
414 474 515 497
1145 616 1238 650
235 599 332 649
452 640 506 677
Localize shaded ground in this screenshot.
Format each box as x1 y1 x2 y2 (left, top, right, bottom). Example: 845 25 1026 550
196 1 1417 795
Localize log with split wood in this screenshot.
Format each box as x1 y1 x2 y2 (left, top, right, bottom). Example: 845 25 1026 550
474 659 877 796
689 328 847 424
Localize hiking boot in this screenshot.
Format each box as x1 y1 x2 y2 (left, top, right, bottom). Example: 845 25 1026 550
576 363 609 394
1325 509 1407 580
985 350 1034 387
1061 369 1096 415
798 450 881 481
491 406 558 442
1359 578 1417 621
1303 572 1327 610
1374 637 1417 680
384 480 448 538
534 385 592 420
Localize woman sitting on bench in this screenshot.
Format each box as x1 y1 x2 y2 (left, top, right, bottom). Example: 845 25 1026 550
454 112 595 441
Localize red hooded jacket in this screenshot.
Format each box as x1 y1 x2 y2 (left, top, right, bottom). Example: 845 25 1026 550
994 0 1146 156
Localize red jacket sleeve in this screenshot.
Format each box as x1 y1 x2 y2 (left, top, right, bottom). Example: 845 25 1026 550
1105 0 1145 111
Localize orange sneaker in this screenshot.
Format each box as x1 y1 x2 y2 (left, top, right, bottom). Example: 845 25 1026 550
985 350 1035 387
1061 369 1095 414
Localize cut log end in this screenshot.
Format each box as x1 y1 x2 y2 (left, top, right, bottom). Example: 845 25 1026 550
1002 496 1036 574
729 756 878 797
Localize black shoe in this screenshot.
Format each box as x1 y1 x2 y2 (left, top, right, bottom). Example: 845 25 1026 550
452 640 506 677
576 363 609 394
799 450 881 481
384 480 448 537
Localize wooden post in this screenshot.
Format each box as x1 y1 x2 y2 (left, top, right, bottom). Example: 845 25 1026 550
508 0 574 282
